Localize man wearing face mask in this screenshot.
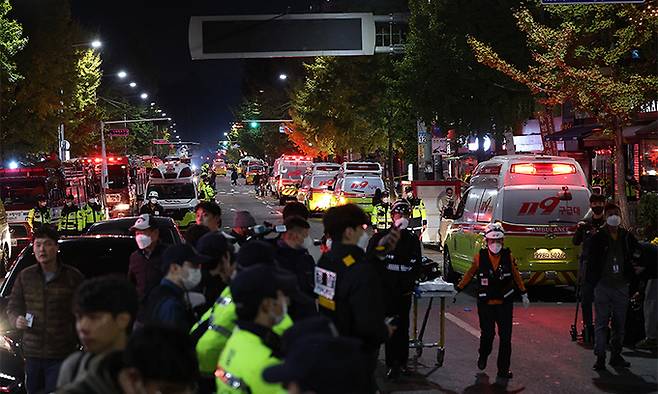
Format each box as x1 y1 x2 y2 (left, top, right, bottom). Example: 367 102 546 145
587 203 640 371
139 191 164 216
128 215 169 312
456 222 528 379
275 217 317 319
80 194 107 231
27 195 51 231
215 264 301 394
367 200 422 380
572 193 607 343
143 244 210 332
58 194 85 236
404 187 427 238
316 204 400 393
371 189 392 232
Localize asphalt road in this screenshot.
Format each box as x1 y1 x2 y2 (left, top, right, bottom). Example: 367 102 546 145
215 176 658 394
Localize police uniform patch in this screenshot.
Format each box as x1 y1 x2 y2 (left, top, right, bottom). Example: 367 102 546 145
342 255 356 267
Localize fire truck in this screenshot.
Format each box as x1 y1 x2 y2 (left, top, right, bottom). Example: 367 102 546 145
270 155 313 205
0 161 66 260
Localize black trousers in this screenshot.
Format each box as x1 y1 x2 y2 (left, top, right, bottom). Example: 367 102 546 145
477 301 513 372
384 272 414 368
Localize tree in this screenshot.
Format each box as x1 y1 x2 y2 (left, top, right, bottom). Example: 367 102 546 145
469 3 658 227
399 0 534 148
0 0 27 161
231 99 295 161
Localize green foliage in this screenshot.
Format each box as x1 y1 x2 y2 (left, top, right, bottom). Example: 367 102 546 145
0 0 27 84
400 0 533 139
638 193 658 240
232 99 295 160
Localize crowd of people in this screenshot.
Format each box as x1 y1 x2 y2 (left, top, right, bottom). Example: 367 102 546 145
8 186 657 394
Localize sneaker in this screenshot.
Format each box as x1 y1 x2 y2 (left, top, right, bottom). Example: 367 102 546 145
593 356 606 371
477 355 487 371
497 370 513 379
609 354 631 368
635 338 657 350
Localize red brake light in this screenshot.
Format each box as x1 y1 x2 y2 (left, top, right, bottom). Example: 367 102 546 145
94 158 102 163
510 163 576 175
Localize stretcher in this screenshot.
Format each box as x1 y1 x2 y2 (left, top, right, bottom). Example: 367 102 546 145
410 277 456 368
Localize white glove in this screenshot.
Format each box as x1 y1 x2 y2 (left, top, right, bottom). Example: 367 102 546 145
522 294 530 309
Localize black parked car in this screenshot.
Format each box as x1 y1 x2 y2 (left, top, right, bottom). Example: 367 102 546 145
85 216 184 245
0 235 140 393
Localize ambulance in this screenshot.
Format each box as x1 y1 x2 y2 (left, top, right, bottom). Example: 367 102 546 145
443 155 590 286
270 155 313 205
330 162 385 215
145 162 198 229
297 163 341 213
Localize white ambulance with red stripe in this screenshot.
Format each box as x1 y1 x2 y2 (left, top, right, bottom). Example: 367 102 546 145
443 155 590 286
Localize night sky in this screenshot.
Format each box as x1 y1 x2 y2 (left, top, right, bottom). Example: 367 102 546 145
69 0 331 155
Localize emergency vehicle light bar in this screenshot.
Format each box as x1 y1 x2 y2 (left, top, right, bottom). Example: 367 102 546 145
510 163 576 175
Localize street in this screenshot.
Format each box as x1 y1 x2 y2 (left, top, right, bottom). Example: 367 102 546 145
215 175 658 394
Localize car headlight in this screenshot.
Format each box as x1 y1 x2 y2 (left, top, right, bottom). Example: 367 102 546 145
114 203 131 211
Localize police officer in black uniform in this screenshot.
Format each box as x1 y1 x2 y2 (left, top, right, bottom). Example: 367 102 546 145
369 199 422 380
315 203 400 393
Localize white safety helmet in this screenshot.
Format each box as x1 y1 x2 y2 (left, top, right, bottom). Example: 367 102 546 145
148 191 159 199
484 222 505 240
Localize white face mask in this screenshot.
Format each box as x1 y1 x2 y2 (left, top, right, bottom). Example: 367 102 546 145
89 198 97 204
182 267 202 289
150 198 158 204
394 217 409 230
135 234 152 249
357 232 370 251
488 242 503 255
325 238 333 251
271 297 287 325
606 215 621 227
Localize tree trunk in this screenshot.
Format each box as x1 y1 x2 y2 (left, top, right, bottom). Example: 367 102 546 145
613 122 631 229
387 128 396 199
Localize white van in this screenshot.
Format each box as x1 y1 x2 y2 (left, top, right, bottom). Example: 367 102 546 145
146 162 198 229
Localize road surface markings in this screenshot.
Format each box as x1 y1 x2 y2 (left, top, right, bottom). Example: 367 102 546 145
446 312 480 338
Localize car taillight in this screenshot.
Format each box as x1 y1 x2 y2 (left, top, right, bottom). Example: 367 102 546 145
510 163 576 175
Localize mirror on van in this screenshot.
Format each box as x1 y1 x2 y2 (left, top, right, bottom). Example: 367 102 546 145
558 186 573 201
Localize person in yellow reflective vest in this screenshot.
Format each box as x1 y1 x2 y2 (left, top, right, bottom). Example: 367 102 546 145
404 187 427 238
215 264 305 394
57 195 85 236
198 176 216 202
192 238 293 393
371 190 392 232
80 195 107 231
27 195 51 231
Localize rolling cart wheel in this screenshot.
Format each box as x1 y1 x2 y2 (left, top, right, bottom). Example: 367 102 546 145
436 347 445 367
570 324 578 342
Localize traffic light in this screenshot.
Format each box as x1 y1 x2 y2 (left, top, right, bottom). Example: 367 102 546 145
250 121 259 129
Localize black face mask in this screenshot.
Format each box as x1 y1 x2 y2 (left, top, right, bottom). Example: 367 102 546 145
591 206 604 215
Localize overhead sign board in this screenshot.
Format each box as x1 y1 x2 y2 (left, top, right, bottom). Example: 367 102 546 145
108 128 129 137
189 13 376 59
542 0 643 3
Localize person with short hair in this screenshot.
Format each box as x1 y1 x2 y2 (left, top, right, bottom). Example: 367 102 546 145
80 194 107 231
27 194 51 231
127 215 169 311
184 224 211 247
230 211 256 246
58 195 85 235
195 201 222 232
7 225 84 394
588 203 640 370
56 276 138 388
58 324 199 394
143 244 210 332
282 201 309 221
275 217 317 319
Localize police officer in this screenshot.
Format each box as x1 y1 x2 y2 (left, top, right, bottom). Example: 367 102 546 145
215 264 300 394
27 195 51 231
198 175 216 202
369 200 422 380
80 194 106 231
316 204 399 393
57 195 85 236
404 187 427 238
140 191 164 216
455 222 529 379
371 189 392 232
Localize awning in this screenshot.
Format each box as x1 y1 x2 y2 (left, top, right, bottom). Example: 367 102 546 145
544 124 602 141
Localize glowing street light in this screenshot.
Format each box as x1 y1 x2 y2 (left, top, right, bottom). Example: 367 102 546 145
150 102 156 106
162 113 167 117
117 71 128 79
129 82 137 88
278 73 288 81
8 160 18 169
140 92 149 100
91 40 102 49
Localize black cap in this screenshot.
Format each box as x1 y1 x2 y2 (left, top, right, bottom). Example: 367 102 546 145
161 244 212 272
236 240 275 269
280 315 338 355
230 264 299 315
262 335 367 393
196 232 229 259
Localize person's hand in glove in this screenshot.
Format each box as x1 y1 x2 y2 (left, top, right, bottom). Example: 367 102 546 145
522 293 530 309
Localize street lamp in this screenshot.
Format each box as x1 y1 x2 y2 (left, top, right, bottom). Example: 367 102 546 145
91 40 102 49
162 113 167 116
140 92 148 100
223 132 228 136
117 71 128 79
129 82 137 88
278 74 288 81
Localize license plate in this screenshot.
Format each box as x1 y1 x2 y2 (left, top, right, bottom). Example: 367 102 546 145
533 248 567 260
